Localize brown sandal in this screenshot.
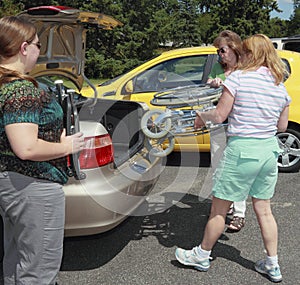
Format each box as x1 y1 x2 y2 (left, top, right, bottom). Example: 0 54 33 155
227 216 245 232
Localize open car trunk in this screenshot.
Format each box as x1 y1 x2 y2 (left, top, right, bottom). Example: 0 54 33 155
77 97 146 167
18 6 147 172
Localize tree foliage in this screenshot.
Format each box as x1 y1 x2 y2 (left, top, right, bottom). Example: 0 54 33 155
203 0 281 41
289 7 300 35
294 0 300 9
0 0 298 79
0 0 24 17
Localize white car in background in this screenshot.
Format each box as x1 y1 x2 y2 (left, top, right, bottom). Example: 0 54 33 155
17 6 163 237
271 35 300 52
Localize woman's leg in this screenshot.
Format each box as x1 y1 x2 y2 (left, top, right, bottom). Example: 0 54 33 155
17 179 65 285
1 172 65 285
227 200 246 232
252 197 278 257
201 197 232 250
175 196 232 271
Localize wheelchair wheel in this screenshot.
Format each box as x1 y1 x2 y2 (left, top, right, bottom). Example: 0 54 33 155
141 109 172 139
145 135 175 157
151 85 222 107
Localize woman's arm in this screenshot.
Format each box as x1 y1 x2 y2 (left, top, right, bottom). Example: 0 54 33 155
277 106 289 132
5 123 84 161
195 86 234 129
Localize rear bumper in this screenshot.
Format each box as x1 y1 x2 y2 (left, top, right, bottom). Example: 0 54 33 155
63 151 162 237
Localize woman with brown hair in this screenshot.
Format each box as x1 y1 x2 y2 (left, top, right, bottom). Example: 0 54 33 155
207 30 243 87
207 30 247 232
0 16 84 284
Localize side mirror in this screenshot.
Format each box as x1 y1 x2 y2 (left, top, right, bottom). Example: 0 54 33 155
158 70 167 82
124 80 133 93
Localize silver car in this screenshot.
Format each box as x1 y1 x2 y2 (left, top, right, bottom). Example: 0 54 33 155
18 6 163 237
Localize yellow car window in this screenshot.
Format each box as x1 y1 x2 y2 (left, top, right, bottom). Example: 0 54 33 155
132 55 209 93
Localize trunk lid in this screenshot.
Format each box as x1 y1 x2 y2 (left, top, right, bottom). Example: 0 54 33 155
17 5 122 90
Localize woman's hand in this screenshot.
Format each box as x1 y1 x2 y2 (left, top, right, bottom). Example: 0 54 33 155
209 78 223 88
60 129 85 155
194 111 205 129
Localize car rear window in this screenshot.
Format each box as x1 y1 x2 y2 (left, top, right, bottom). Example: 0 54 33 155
283 41 300 53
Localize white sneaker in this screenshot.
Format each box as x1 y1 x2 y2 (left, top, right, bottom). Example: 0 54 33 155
255 259 282 283
175 247 211 271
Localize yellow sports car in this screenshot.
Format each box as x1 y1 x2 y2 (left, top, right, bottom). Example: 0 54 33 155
82 47 300 173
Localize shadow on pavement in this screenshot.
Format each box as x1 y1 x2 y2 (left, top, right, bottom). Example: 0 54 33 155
60 192 253 272
166 151 211 167
0 151 211 282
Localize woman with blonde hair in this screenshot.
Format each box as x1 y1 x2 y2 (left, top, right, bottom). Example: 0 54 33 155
175 34 290 283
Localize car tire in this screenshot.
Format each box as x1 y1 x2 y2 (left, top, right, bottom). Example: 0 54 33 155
276 127 300 173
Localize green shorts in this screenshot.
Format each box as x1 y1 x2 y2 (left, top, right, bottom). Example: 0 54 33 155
212 136 282 201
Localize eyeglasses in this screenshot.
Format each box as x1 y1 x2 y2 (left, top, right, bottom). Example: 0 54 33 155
26 41 42 50
217 46 228 54
31 42 42 50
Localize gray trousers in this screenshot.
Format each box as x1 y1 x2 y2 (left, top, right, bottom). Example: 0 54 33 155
0 171 65 285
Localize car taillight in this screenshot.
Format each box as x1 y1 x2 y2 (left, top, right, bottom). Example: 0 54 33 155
79 134 114 169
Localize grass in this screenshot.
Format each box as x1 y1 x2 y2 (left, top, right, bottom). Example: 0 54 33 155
82 78 107 88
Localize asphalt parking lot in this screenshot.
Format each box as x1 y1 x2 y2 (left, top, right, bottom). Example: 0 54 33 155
1 152 299 284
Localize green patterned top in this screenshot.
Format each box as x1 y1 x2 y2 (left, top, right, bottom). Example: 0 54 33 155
0 79 68 184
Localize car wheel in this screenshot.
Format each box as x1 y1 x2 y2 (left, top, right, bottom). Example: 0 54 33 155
276 128 300 173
